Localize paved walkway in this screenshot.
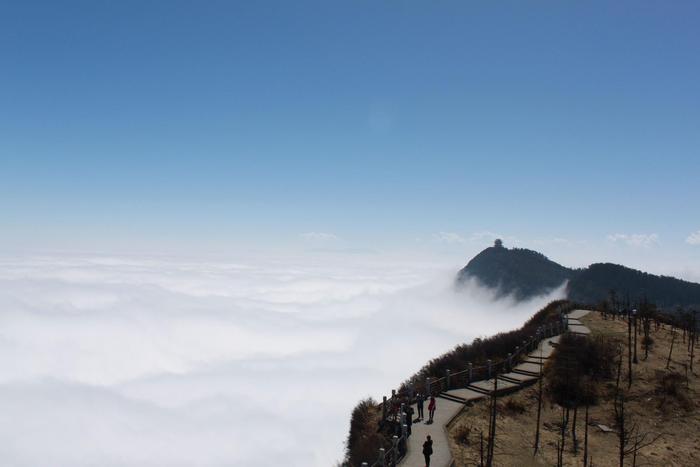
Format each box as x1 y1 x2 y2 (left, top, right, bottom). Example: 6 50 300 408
401 310 592 467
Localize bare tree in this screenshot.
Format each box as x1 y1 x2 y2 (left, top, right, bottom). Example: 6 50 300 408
666 325 676 369
486 376 498 467
533 347 544 455
583 404 590 467
614 391 663 467
633 307 639 364
689 311 697 372
627 306 633 388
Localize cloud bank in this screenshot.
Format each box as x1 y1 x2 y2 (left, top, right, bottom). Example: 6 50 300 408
606 233 659 248
0 253 564 466
687 230 700 246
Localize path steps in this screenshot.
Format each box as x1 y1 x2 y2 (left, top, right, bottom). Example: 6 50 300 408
399 310 593 467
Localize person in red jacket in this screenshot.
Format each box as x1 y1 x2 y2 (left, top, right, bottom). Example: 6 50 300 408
427 396 436 423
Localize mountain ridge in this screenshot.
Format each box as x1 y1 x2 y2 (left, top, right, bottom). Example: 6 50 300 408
457 241 700 309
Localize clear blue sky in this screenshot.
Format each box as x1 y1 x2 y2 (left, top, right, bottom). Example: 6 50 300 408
2 1 699 264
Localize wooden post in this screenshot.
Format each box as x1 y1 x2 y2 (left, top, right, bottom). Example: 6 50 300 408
468 362 473 384
507 353 512 372
378 448 385 466
487 359 492 379
446 369 451 389
382 395 387 421
426 377 431 396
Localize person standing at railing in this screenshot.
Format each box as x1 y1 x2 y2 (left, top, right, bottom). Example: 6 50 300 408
404 405 414 436
416 393 425 420
427 396 436 424
422 435 433 466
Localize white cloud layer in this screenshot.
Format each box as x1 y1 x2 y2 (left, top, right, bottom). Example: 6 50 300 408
432 231 467 244
0 253 564 466
686 230 700 246
300 232 339 241
606 233 659 248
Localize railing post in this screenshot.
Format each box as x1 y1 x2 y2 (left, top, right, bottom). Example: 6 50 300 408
382 395 387 421
507 353 512 371
378 448 386 466
487 359 492 379
426 377 431 396
446 369 451 389
468 362 473 384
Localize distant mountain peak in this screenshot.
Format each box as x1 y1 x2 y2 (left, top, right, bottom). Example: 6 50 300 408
457 244 570 301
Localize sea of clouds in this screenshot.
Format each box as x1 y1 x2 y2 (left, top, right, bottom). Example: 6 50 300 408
0 253 565 466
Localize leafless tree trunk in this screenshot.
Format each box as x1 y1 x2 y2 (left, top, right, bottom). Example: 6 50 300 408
616 343 623 397
572 405 578 455
616 393 625 467
643 315 651 361
583 405 589 467
627 309 633 388
666 326 676 369
486 376 498 467
557 406 568 466
480 430 484 467
633 311 638 364
533 348 543 455
689 311 696 372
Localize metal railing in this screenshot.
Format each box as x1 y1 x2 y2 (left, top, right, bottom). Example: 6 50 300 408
360 316 567 465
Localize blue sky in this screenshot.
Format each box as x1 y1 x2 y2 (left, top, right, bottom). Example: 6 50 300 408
2 1 699 270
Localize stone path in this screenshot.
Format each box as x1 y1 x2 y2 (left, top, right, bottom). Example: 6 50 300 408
400 310 592 467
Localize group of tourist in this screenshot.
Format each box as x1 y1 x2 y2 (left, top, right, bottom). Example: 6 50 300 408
412 393 437 466
414 393 437 423
387 391 438 466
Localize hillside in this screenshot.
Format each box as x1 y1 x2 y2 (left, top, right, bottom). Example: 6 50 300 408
457 241 700 310
448 311 700 467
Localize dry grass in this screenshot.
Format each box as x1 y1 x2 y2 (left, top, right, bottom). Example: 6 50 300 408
448 312 700 467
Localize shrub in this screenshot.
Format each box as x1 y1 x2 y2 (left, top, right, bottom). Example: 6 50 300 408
546 333 618 407
656 372 693 411
345 398 386 466
402 299 576 391
658 372 683 396
500 398 527 415
453 425 472 445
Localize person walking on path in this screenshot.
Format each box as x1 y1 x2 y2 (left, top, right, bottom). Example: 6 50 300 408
427 396 436 424
416 393 425 420
422 435 433 466
405 405 414 436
